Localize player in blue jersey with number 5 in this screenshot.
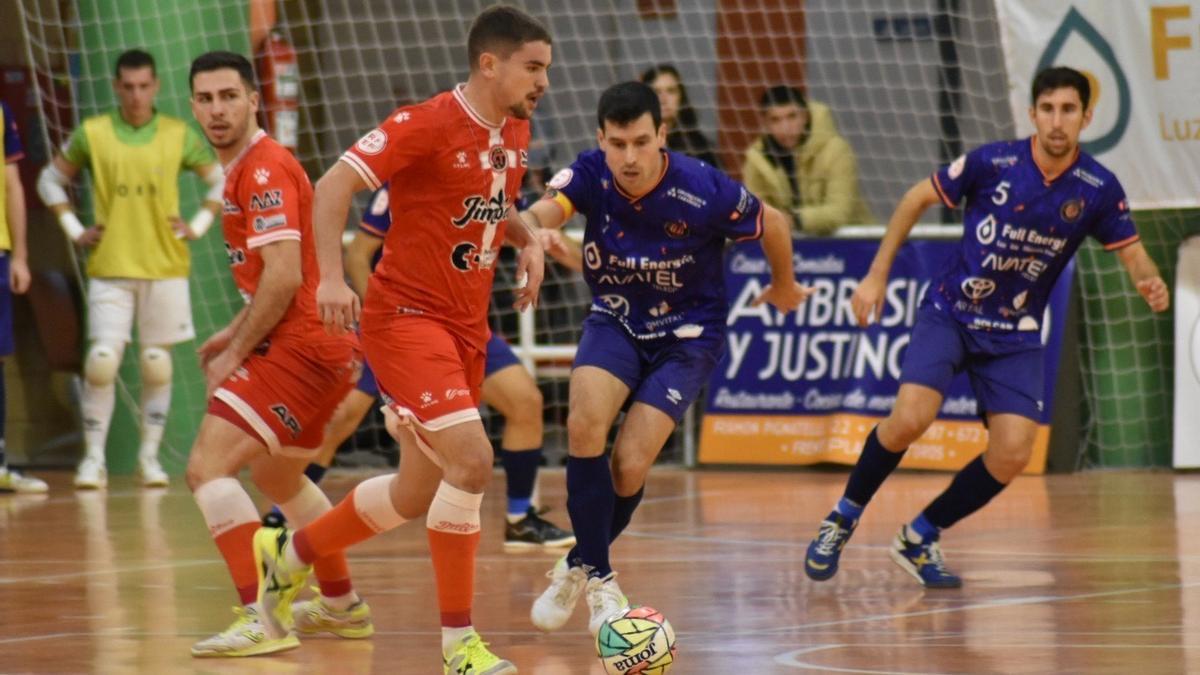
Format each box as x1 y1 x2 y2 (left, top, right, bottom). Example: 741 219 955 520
521 81 812 636
804 66 1169 588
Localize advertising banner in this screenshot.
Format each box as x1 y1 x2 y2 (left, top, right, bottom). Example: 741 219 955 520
698 238 1072 473
995 0 1200 209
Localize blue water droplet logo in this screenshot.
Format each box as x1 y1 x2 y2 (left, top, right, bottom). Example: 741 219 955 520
1036 7 1131 155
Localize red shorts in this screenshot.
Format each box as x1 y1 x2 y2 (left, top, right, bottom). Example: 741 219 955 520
210 333 361 454
360 310 484 432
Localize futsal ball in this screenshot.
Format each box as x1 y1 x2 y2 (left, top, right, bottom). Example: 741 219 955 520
596 605 677 674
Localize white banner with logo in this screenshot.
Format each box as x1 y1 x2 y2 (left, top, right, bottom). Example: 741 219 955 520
1174 238 1200 468
995 0 1200 209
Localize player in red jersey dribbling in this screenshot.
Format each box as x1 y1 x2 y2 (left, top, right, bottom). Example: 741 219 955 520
255 6 552 673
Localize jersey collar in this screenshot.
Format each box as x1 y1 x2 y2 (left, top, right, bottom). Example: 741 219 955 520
223 129 268 172
112 107 159 132
453 84 504 131
1029 135 1080 185
614 150 671 204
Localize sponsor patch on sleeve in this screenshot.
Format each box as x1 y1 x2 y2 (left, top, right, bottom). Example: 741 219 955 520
355 128 387 156
548 168 573 189
948 154 966 179
253 214 288 233
249 189 283 212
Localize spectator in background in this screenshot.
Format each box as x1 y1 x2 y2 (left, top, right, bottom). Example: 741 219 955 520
742 85 874 236
640 64 721 168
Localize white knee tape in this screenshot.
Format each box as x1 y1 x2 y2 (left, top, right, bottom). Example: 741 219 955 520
139 346 173 387
84 343 121 387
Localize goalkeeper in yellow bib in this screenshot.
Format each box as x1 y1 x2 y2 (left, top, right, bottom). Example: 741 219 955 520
37 49 223 489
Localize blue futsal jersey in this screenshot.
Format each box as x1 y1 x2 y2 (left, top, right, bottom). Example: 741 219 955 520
548 149 764 340
927 137 1138 343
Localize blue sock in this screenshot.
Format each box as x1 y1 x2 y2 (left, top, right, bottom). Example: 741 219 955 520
921 454 1007 530
609 486 644 543
565 455 614 578
500 447 541 517
841 427 906 512
909 513 939 542
304 462 327 485
835 497 863 521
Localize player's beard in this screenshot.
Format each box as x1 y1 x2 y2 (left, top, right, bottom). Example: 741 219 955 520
208 115 251 149
508 100 532 120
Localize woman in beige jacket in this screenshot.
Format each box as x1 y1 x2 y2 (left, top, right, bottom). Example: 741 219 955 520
742 86 875 236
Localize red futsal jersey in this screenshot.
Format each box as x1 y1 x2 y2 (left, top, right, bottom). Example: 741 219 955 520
212 130 360 452
221 129 324 339
340 85 531 350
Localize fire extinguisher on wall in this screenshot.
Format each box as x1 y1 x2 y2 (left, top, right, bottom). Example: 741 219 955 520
256 31 299 151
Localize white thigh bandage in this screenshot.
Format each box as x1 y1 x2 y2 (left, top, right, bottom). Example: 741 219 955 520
84 343 122 387
139 346 172 386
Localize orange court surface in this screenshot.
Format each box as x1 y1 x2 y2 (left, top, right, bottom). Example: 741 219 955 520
2 468 1199 673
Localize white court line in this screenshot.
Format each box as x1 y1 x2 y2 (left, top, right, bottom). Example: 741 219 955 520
619 530 1200 563
754 580 1200 635
0 559 214 585
773 642 1200 674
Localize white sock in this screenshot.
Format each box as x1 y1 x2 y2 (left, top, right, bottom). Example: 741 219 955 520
82 382 115 461
278 477 332 528
321 591 359 611
193 477 258 537
442 625 474 653
139 380 171 461
283 538 307 569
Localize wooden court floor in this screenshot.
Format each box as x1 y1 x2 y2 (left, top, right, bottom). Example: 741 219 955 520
1 467 1198 674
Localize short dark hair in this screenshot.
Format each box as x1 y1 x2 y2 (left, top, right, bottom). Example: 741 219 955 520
597 81 661 131
639 63 700 128
1031 66 1090 111
114 49 156 78
189 51 257 91
466 4 552 71
759 85 806 110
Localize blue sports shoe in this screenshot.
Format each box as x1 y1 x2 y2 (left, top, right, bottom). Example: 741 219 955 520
889 525 962 588
804 511 858 581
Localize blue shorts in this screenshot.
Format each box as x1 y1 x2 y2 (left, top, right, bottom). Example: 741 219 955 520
484 334 522 376
355 333 521 397
900 306 1044 421
573 312 724 423
0 255 12 358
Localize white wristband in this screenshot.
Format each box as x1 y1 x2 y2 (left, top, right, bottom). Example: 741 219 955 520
58 212 86 242
188 209 215 238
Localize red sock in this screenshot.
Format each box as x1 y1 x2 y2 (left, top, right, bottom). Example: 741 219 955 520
426 481 483 627
294 476 407 564
314 554 354 598
214 522 259 605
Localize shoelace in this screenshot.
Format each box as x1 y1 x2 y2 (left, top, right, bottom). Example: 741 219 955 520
588 577 624 614
218 606 258 635
924 541 952 574
550 567 583 605
447 634 500 670
814 520 846 556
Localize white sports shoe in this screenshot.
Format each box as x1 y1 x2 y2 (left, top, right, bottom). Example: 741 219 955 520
138 455 169 488
0 468 48 493
74 456 107 489
585 573 629 636
191 604 300 658
530 556 588 632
